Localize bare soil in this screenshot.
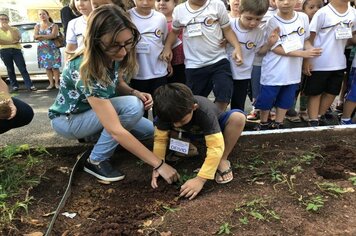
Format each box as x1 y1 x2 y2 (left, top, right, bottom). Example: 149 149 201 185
2 129 356 236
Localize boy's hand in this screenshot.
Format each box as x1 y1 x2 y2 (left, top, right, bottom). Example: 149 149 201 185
302 47 322 59
151 163 180 188
180 176 207 200
167 63 173 77
267 27 280 48
232 48 243 66
302 59 313 76
160 47 173 62
219 38 227 48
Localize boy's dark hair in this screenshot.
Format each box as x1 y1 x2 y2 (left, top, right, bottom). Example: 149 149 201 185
239 0 269 16
154 83 195 123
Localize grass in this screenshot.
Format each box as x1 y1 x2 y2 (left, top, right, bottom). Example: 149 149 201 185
0 145 47 229
305 195 325 212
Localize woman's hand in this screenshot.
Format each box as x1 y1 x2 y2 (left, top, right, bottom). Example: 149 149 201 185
151 163 180 188
132 90 154 111
8 100 17 119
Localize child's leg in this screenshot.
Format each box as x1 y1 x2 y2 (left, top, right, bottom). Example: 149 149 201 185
319 93 337 116
341 100 356 119
216 111 246 183
274 84 299 126
307 95 321 120
231 79 249 111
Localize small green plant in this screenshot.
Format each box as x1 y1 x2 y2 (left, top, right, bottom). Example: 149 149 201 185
270 168 283 182
348 177 356 186
162 205 180 213
235 198 280 224
316 182 348 197
291 165 303 174
217 222 231 235
306 195 325 212
177 169 196 186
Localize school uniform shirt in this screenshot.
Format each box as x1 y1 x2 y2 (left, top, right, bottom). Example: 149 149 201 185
261 11 310 86
129 9 168 80
153 96 225 180
172 0 230 69
0 27 21 49
48 56 120 119
227 17 264 80
309 4 356 71
66 15 87 48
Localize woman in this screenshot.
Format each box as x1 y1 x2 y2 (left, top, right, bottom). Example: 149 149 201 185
34 10 62 89
0 13 36 92
49 5 179 184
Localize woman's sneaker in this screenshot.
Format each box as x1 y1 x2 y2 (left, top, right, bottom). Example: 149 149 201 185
84 159 125 182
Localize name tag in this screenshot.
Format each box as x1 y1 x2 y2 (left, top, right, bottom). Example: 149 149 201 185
136 42 150 54
187 23 202 37
282 35 303 54
169 138 189 154
335 27 352 40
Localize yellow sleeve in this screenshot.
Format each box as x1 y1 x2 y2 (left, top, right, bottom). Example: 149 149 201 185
198 132 224 180
153 127 170 161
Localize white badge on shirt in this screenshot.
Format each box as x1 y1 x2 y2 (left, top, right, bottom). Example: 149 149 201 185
335 26 352 40
281 35 303 54
169 138 189 154
136 42 150 54
187 23 202 37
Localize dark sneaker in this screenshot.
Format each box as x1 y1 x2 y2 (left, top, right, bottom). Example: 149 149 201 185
308 120 319 127
84 159 125 182
12 86 19 92
341 119 353 125
29 86 37 91
270 122 284 129
256 122 271 131
286 109 298 117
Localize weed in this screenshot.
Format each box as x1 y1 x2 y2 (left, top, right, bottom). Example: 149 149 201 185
177 169 196 186
316 182 348 197
217 222 231 235
305 195 325 212
235 198 280 224
162 205 180 213
291 165 303 174
270 168 283 182
348 177 356 186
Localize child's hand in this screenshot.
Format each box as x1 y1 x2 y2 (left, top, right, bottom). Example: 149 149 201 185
8 100 17 120
267 27 280 48
219 38 227 48
167 63 173 77
232 48 243 66
302 59 313 76
302 47 322 59
160 47 173 62
180 176 207 200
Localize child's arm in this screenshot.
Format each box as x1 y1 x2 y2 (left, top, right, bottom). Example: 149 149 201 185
161 29 180 62
272 43 322 59
179 132 224 200
257 27 280 56
222 25 243 65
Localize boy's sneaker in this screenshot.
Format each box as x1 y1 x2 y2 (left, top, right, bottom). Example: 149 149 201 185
340 119 353 125
12 86 19 92
29 86 37 91
270 121 284 129
84 159 125 182
318 115 328 126
308 119 319 127
247 110 260 120
256 122 271 131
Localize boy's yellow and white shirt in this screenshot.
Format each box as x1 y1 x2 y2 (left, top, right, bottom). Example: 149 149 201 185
153 96 225 180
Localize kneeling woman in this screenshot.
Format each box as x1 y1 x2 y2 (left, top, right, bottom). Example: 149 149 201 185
48 5 179 184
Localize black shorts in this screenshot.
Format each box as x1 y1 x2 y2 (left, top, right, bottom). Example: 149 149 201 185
303 70 344 96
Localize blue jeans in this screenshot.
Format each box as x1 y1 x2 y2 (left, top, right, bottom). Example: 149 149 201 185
51 96 154 162
0 48 34 89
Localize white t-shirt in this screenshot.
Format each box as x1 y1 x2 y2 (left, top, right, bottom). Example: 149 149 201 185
227 18 264 80
66 15 87 48
309 4 356 71
129 9 168 80
172 0 230 68
261 12 310 86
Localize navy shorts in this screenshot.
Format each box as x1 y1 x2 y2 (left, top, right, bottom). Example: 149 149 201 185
303 70 344 96
218 109 245 131
255 84 299 110
346 67 356 102
185 59 233 103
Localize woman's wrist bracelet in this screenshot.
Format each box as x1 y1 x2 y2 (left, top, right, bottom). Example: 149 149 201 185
153 160 164 171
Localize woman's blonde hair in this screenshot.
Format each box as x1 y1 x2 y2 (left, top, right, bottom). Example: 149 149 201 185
80 5 140 87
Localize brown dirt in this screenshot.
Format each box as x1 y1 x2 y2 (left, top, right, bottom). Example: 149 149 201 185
2 129 356 236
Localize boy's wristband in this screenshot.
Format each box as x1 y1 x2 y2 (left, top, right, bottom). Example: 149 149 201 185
153 160 164 171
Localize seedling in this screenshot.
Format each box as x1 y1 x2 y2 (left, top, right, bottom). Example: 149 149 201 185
162 205 180 213
217 222 231 235
349 177 356 186
177 169 196 186
291 165 303 174
270 168 283 182
316 182 348 197
305 195 325 212
235 198 280 224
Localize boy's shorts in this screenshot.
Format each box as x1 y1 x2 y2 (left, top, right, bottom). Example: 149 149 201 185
255 84 299 110
303 70 344 96
218 109 245 131
346 67 356 102
185 59 233 103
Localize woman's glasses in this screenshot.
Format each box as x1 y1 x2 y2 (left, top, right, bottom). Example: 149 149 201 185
100 38 136 55
155 0 171 2
0 18 9 21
